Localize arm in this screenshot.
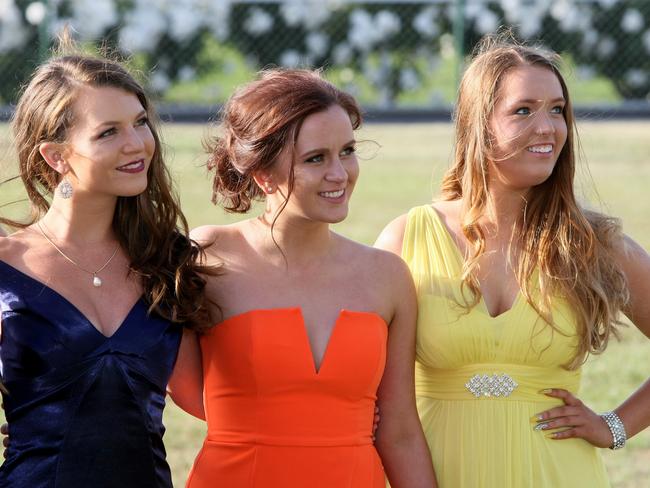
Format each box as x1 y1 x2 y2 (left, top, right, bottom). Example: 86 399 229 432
167 224 226 420
374 254 437 488
604 236 650 438
536 235 650 447
167 328 205 420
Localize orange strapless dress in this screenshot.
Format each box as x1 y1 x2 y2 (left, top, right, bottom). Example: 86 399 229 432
186 307 388 488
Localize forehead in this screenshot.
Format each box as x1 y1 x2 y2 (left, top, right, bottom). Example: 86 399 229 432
295 105 353 147
71 85 144 127
496 64 564 103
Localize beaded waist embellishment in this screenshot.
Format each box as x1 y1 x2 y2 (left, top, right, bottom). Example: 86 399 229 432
465 373 518 398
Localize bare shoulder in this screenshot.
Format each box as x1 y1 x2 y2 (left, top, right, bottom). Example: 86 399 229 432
0 229 33 264
613 233 650 270
190 224 226 246
374 213 408 255
191 222 248 256
0 235 10 261
339 235 412 286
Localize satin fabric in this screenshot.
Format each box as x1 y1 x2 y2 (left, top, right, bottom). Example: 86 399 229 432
401 205 610 488
0 260 181 488
186 308 387 487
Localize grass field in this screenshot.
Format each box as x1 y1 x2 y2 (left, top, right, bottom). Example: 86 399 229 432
1 121 649 487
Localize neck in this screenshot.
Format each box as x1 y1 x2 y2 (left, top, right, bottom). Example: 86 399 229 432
474 184 530 238
255 210 334 268
41 193 118 245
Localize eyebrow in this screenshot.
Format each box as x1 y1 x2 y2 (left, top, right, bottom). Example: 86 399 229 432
299 139 356 158
93 110 147 131
508 97 566 105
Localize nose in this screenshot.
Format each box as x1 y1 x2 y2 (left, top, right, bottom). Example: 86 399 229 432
534 109 555 135
122 126 146 153
325 156 348 183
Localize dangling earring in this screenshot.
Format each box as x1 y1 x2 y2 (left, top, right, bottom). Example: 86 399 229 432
58 177 73 199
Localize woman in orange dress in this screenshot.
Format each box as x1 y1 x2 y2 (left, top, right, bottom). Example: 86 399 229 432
174 69 436 487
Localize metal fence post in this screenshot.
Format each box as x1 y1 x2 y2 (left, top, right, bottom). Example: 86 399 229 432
38 0 50 62
453 0 466 91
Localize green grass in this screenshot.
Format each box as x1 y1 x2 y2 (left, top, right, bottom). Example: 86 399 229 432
0 121 649 487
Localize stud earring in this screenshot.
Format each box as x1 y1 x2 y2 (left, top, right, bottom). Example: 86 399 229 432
58 177 73 199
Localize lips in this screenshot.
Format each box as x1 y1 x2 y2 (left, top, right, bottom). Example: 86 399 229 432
116 159 145 173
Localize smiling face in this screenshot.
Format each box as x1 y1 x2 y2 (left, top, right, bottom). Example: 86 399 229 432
62 85 155 199
487 64 568 192
268 104 358 224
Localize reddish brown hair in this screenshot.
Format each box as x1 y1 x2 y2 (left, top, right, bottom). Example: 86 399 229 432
206 68 362 213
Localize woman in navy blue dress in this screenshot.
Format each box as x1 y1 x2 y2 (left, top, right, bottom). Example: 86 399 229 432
0 45 210 487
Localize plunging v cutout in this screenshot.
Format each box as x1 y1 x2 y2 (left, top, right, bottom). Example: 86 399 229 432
294 308 345 375
426 206 522 319
217 308 386 375
0 260 143 339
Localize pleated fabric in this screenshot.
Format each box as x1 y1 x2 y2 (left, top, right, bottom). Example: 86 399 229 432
0 260 180 488
402 205 609 488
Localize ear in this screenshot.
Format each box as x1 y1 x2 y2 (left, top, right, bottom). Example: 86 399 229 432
39 142 69 175
252 170 276 195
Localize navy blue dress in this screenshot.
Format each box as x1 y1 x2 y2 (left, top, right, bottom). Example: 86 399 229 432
0 260 182 488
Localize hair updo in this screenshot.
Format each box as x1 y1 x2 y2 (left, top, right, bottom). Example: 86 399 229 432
206 69 362 213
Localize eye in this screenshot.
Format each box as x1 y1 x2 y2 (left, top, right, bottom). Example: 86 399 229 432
550 105 564 114
97 127 116 139
515 107 531 115
136 116 149 127
341 145 356 157
304 154 324 164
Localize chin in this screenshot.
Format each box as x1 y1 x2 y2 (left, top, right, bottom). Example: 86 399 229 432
313 210 349 224
118 181 149 197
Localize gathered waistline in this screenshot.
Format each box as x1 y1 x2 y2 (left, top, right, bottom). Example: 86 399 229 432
415 362 581 401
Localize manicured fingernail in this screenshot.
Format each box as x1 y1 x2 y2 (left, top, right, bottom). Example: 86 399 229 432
539 389 553 394
534 422 549 431
545 432 557 439
532 413 544 422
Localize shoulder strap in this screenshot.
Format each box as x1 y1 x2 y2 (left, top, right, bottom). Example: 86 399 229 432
402 205 463 294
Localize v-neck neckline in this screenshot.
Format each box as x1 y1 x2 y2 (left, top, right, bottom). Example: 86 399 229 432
425 205 522 320
0 259 144 340
217 307 386 375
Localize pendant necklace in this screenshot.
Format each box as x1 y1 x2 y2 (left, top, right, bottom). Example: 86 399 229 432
37 221 119 287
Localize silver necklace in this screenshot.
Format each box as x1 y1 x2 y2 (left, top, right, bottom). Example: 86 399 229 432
37 221 119 288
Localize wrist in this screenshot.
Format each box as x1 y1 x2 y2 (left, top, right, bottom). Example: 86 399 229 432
600 411 627 450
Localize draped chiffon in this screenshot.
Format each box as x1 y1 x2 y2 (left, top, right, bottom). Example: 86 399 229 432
402 206 609 488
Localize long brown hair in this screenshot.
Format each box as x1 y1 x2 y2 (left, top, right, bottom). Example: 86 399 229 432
7 40 211 329
440 33 628 368
206 68 362 213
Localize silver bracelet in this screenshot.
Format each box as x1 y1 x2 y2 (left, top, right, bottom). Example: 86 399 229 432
600 411 627 450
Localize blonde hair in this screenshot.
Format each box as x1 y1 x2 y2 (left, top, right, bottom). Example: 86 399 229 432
440 33 628 368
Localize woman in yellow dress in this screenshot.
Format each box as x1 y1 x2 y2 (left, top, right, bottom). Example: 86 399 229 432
376 34 650 487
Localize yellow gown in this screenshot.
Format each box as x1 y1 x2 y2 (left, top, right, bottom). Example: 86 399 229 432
402 205 609 488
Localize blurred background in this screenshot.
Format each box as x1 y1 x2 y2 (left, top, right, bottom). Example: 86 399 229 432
1 0 650 118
